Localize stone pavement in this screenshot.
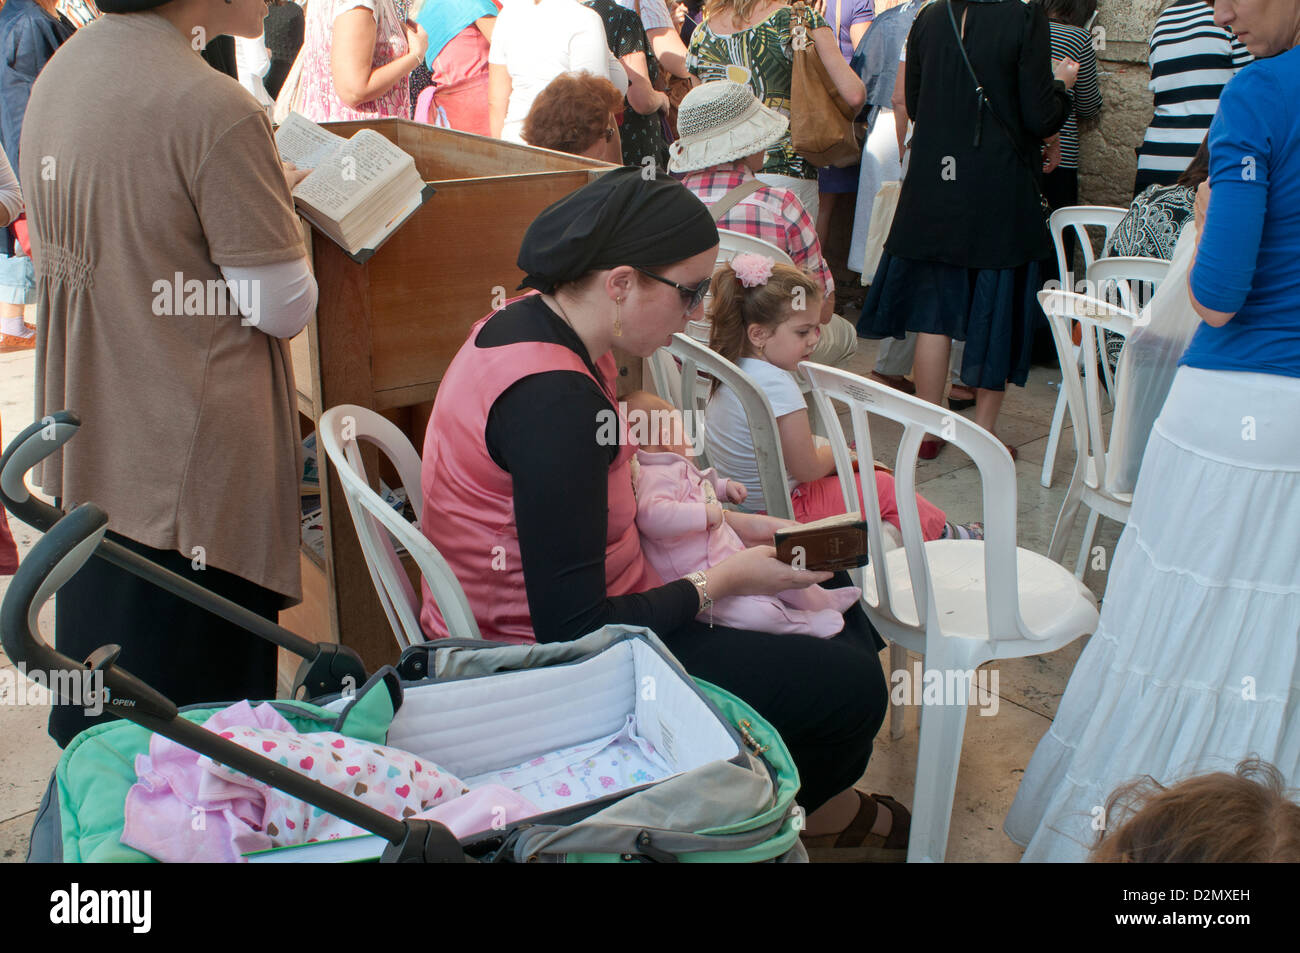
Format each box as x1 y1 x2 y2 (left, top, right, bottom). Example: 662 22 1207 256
0 335 1118 863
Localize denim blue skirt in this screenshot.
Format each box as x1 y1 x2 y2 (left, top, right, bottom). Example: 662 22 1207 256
0 252 35 306
856 252 1041 391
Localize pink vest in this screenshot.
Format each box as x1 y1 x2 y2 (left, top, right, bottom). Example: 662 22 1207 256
419 303 661 643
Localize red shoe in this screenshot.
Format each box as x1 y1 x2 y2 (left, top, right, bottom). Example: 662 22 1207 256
919 438 946 460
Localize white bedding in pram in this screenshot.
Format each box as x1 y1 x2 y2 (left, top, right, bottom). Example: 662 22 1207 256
463 714 671 811
348 637 741 812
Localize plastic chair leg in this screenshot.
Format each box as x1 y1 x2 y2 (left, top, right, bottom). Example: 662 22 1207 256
1075 508 1101 581
1048 470 1085 566
906 648 974 863
889 641 907 740
1041 387 1069 489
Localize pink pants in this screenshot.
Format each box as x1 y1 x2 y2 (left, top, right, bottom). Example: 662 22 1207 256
790 469 948 541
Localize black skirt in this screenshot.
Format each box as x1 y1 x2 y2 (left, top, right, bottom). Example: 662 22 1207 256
857 252 1042 391
48 531 285 748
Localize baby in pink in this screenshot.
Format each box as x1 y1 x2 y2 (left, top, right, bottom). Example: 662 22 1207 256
631 446 860 638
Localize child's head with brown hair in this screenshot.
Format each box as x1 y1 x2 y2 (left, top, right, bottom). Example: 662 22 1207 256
707 255 822 390
1091 758 1300 863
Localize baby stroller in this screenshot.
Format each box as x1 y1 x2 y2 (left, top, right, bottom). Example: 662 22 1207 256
3 412 806 863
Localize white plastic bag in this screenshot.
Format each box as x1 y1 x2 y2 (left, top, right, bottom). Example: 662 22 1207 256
861 180 901 279
1108 223 1202 493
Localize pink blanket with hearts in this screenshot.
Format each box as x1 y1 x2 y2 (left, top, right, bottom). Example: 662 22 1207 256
122 701 475 863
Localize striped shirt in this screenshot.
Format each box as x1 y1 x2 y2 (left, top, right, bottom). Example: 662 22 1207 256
1048 22 1102 171
1133 0 1251 193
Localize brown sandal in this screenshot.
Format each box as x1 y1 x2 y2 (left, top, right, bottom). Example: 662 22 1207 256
801 790 911 863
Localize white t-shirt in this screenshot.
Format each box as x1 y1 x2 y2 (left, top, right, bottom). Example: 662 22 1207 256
703 358 806 513
489 0 628 143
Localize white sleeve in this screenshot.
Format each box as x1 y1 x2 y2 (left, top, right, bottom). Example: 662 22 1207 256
753 362 808 417
235 37 275 109
220 257 319 339
0 151 22 228
488 6 513 64
608 49 629 94
571 7 615 76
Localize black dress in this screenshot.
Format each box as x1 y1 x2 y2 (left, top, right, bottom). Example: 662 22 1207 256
858 0 1071 390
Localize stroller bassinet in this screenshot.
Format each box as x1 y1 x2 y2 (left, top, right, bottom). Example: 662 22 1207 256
4 415 806 863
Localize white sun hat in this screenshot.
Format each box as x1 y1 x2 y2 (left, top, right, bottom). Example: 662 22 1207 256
668 80 790 175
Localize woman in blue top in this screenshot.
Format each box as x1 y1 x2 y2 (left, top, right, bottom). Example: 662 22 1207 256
1005 0 1300 862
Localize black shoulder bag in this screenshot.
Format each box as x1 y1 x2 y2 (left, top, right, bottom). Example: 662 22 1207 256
945 0 1053 220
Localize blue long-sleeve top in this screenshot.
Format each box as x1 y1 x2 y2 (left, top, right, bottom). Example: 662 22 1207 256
1183 46 1300 378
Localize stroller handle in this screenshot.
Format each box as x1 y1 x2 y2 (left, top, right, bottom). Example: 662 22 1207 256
0 503 468 863
0 411 367 699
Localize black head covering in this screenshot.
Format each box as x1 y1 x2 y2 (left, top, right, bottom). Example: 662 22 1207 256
517 167 719 294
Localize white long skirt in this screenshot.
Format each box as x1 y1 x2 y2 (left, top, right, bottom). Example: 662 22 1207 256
1005 365 1300 861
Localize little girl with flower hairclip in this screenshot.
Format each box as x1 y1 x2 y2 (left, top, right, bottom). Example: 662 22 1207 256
703 254 982 539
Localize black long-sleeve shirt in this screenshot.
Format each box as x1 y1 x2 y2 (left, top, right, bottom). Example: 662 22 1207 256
480 296 699 643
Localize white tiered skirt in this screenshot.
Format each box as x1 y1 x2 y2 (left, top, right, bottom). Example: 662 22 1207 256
1005 365 1300 861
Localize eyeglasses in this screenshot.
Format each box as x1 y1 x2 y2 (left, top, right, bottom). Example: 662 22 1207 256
631 266 712 315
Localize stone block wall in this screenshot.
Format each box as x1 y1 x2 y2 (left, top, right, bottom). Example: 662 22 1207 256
1077 0 1166 206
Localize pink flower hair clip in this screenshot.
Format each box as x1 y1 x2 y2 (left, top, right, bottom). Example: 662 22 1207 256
731 253 775 288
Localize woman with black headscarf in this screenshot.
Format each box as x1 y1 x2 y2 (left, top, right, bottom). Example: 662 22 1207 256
418 167 903 860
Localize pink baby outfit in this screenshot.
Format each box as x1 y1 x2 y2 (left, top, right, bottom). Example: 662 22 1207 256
121 701 468 863
420 297 661 643
632 449 860 638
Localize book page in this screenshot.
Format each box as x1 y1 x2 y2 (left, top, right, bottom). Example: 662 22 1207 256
775 512 866 536
292 129 411 221
275 112 346 171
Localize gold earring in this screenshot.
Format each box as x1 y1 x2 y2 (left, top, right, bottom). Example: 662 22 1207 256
614 298 623 337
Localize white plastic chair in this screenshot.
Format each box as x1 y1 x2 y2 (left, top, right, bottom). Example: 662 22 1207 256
667 333 795 522
1038 290 1141 580
1042 206 1128 489
1086 256 1171 315
801 362 1099 863
686 229 795 342
318 404 482 649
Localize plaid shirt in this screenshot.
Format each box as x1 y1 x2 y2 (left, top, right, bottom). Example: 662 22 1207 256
681 162 835 299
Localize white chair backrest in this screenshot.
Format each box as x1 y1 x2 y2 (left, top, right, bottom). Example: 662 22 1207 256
800 362 1025 642
1037 291 1139 499
1048 206 1127 288
716 229 795 265
669 333 794 521
1086 256 1171 315
688 230 797 342
318 405 481 648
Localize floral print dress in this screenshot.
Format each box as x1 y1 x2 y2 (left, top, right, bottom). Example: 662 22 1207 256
297 0 412 122
687 5 828 181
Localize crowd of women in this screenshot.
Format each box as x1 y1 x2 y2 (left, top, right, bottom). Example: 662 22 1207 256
5 0 1299 862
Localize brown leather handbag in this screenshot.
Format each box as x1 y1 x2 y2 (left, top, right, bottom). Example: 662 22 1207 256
788 0 860 168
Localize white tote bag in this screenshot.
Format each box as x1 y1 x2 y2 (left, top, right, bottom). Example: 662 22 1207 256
861 180 901 280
